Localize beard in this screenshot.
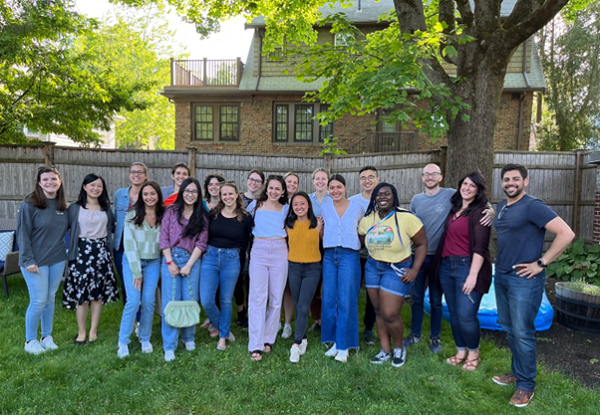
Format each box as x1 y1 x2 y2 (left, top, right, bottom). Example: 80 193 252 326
503 185 524 198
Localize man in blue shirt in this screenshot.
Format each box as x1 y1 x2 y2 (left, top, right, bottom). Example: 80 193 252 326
493 164 574 408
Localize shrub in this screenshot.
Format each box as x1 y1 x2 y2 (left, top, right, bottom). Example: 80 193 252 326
547 239 600 284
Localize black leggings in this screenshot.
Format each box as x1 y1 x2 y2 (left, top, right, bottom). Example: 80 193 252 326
288 261 322 344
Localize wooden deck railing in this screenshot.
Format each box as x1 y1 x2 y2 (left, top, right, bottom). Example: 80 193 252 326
346 131 419 154
170 58 244 87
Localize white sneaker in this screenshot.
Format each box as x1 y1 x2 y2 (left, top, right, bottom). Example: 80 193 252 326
141 341 153 353
184 341 195 351
24 339 45 355
335 349 348 363
298 338 308 356
290 345 301 363
117 343 129 358
282 325 292 339
164 350 175 362
40 336 58 351
325 344 338 357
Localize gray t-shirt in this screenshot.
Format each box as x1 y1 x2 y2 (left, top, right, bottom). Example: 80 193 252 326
16 198 69 267
410 187 455 255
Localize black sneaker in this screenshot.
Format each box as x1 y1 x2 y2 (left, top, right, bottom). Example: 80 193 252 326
430 338 442 354
391 347 406 367
403 334 421 347
370 349 391 364
363 330 376 345
308 322 321 332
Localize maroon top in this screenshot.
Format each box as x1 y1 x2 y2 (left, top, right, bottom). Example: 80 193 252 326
159 205 208 254
442 215 470 257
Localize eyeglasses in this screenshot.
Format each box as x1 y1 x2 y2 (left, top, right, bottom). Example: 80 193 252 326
498 204 508 219
248 178 263 184
130 170 146 175
422 172 441 178
183 190 199 195
359 175 377 182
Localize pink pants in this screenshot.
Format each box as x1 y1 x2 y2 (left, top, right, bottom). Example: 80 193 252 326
247 238 289 352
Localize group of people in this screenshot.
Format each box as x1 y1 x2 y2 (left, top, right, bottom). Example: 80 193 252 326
17 161 574 408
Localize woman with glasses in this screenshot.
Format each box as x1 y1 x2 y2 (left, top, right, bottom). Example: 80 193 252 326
113 162 148 306
117 181 165 358
320 174 365 363
246 175 289 361
63 174 119 344
242 169 265 207
200 182 252 351
17 166 69 354
159 178 208 362
433 172 492 371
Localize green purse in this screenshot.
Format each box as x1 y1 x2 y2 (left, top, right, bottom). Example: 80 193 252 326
164 274 201 328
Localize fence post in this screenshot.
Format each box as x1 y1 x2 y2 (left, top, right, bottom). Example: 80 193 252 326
439 145 448 187
572 149 583 238
187 146 197 178
43 142 56 166
323 154 332 174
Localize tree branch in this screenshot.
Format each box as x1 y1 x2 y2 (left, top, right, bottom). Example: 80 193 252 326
455 0 474 27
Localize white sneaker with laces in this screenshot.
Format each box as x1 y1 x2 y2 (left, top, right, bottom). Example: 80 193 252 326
141 341 153 353
164 350 175 362
325 344 338 357
298 338 308 355
282 325 292 339
335 349 348 363
117 343 129 358
24 340 45 355
184 341 196 351
290 345 300 363
40 336 58 351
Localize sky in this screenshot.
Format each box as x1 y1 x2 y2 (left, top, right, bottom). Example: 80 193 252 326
74 0 255 61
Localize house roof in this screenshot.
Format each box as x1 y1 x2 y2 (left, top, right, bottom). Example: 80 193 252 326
247 0 518 27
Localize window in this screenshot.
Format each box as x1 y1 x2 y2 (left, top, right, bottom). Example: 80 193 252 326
335 32 355 47
273 103 332 144
193 104 240 142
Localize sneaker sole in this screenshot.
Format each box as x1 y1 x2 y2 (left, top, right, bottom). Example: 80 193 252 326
391 361 406 368
492 378 516 386
510 393 534 408
370 360 389 364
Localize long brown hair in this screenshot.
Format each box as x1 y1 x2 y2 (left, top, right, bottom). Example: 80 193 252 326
130 181 165 227
26 166 67 211
211 182 249 222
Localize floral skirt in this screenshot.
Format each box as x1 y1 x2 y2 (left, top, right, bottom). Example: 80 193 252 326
63 237 119 309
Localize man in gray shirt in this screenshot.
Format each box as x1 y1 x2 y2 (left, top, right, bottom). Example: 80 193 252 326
405 164 492 353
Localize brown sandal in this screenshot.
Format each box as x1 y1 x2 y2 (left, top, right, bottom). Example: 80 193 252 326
445 354 466 366
462 357 481 371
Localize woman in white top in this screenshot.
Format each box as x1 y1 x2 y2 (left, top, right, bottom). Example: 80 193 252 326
320 174 365 362
63 174 118 344
246 175 289 361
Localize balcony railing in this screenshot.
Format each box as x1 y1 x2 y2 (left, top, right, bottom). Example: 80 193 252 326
170 58 244 87
346 131 419 154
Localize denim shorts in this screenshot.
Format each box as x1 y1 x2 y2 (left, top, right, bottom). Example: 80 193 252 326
365 257 414 297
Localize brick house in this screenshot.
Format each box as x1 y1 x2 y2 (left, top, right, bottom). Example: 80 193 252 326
163 0 545 155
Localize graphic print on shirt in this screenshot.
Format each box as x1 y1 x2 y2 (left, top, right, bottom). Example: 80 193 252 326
367 225 394 250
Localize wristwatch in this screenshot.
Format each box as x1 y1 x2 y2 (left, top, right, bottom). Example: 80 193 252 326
536 259 547 268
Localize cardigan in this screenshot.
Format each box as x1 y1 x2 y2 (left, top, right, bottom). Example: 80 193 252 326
431 206 492 295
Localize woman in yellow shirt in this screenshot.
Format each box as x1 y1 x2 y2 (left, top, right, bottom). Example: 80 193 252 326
285 192 323 363
358 183 427 368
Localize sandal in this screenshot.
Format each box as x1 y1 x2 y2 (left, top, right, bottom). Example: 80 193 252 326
445 354 466 366
462 356 481 371
264 343 272 353
250 350 262 361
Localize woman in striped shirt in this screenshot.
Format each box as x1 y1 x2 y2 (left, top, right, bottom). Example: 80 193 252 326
117 181 165 358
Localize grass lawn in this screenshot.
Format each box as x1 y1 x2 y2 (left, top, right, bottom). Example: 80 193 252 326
1 276 598 415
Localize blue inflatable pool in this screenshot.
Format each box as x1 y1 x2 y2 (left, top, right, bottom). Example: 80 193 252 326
424 273 554 332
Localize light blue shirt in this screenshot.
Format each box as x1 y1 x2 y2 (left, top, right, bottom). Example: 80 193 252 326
348 193 371 211
321 200 365 250
247 201 289 239
309 192 332 217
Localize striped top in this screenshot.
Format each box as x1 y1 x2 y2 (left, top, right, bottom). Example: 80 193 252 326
287 220 321 263
123 210 161 280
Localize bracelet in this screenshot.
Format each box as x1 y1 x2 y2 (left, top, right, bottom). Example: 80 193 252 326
166 261 173 265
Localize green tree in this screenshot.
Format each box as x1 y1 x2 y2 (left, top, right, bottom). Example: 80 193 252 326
117 0 591 183
537 4 600 151
0 0 150 145
77 6 181 149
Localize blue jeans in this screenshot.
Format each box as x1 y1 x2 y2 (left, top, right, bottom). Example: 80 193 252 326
118 256 161 344
322 247 360 351
200 246 240 339
21 261 66 341
410 255 443 339
495 270 546 392
161 248 201 352
439 256 483 351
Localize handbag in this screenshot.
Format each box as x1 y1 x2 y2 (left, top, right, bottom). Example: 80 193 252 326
163 273 200 328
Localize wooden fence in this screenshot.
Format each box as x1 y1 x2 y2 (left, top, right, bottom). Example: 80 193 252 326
0 144 595 244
